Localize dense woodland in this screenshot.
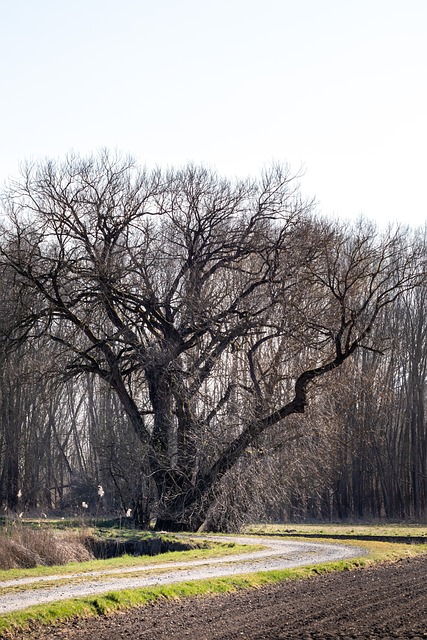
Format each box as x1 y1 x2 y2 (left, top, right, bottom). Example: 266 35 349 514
0 153 425 530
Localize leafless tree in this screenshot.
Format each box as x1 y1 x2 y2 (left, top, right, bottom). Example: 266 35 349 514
0 152 424 529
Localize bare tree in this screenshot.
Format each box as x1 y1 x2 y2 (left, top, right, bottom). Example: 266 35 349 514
0 152 423 529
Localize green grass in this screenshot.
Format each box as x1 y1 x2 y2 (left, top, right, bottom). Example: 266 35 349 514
0 529 426 638
0 517 130 531
244 522 427 538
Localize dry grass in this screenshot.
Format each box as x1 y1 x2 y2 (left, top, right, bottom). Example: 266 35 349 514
0 524 94 569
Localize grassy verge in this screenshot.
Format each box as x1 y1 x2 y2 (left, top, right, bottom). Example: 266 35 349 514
244 522 427 539
0 533 426 638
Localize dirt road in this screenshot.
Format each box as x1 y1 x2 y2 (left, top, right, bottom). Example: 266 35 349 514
0 536 363 614
17 553 427 640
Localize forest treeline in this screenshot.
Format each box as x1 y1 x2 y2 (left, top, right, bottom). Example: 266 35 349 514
0 153 425 530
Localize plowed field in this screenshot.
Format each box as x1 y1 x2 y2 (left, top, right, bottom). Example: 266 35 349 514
13 554 427 640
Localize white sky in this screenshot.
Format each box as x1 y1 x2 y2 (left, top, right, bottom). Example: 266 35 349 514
0 0 426 227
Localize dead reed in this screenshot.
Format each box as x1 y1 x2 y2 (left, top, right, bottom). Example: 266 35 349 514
0 523 94 569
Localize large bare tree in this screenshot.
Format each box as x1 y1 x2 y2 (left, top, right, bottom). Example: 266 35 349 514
0 152 423 529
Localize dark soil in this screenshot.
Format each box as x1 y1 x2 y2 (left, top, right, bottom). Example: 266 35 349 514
9 555 427 640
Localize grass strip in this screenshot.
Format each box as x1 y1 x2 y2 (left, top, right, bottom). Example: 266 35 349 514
0 538 426 637
245 523 427 539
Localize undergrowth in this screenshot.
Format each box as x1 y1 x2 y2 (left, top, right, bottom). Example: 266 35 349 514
0 524 93 570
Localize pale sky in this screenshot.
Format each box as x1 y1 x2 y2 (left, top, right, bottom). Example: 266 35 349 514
0 0 426 227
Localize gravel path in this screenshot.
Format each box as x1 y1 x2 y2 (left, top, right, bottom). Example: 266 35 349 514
0 535 365 614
